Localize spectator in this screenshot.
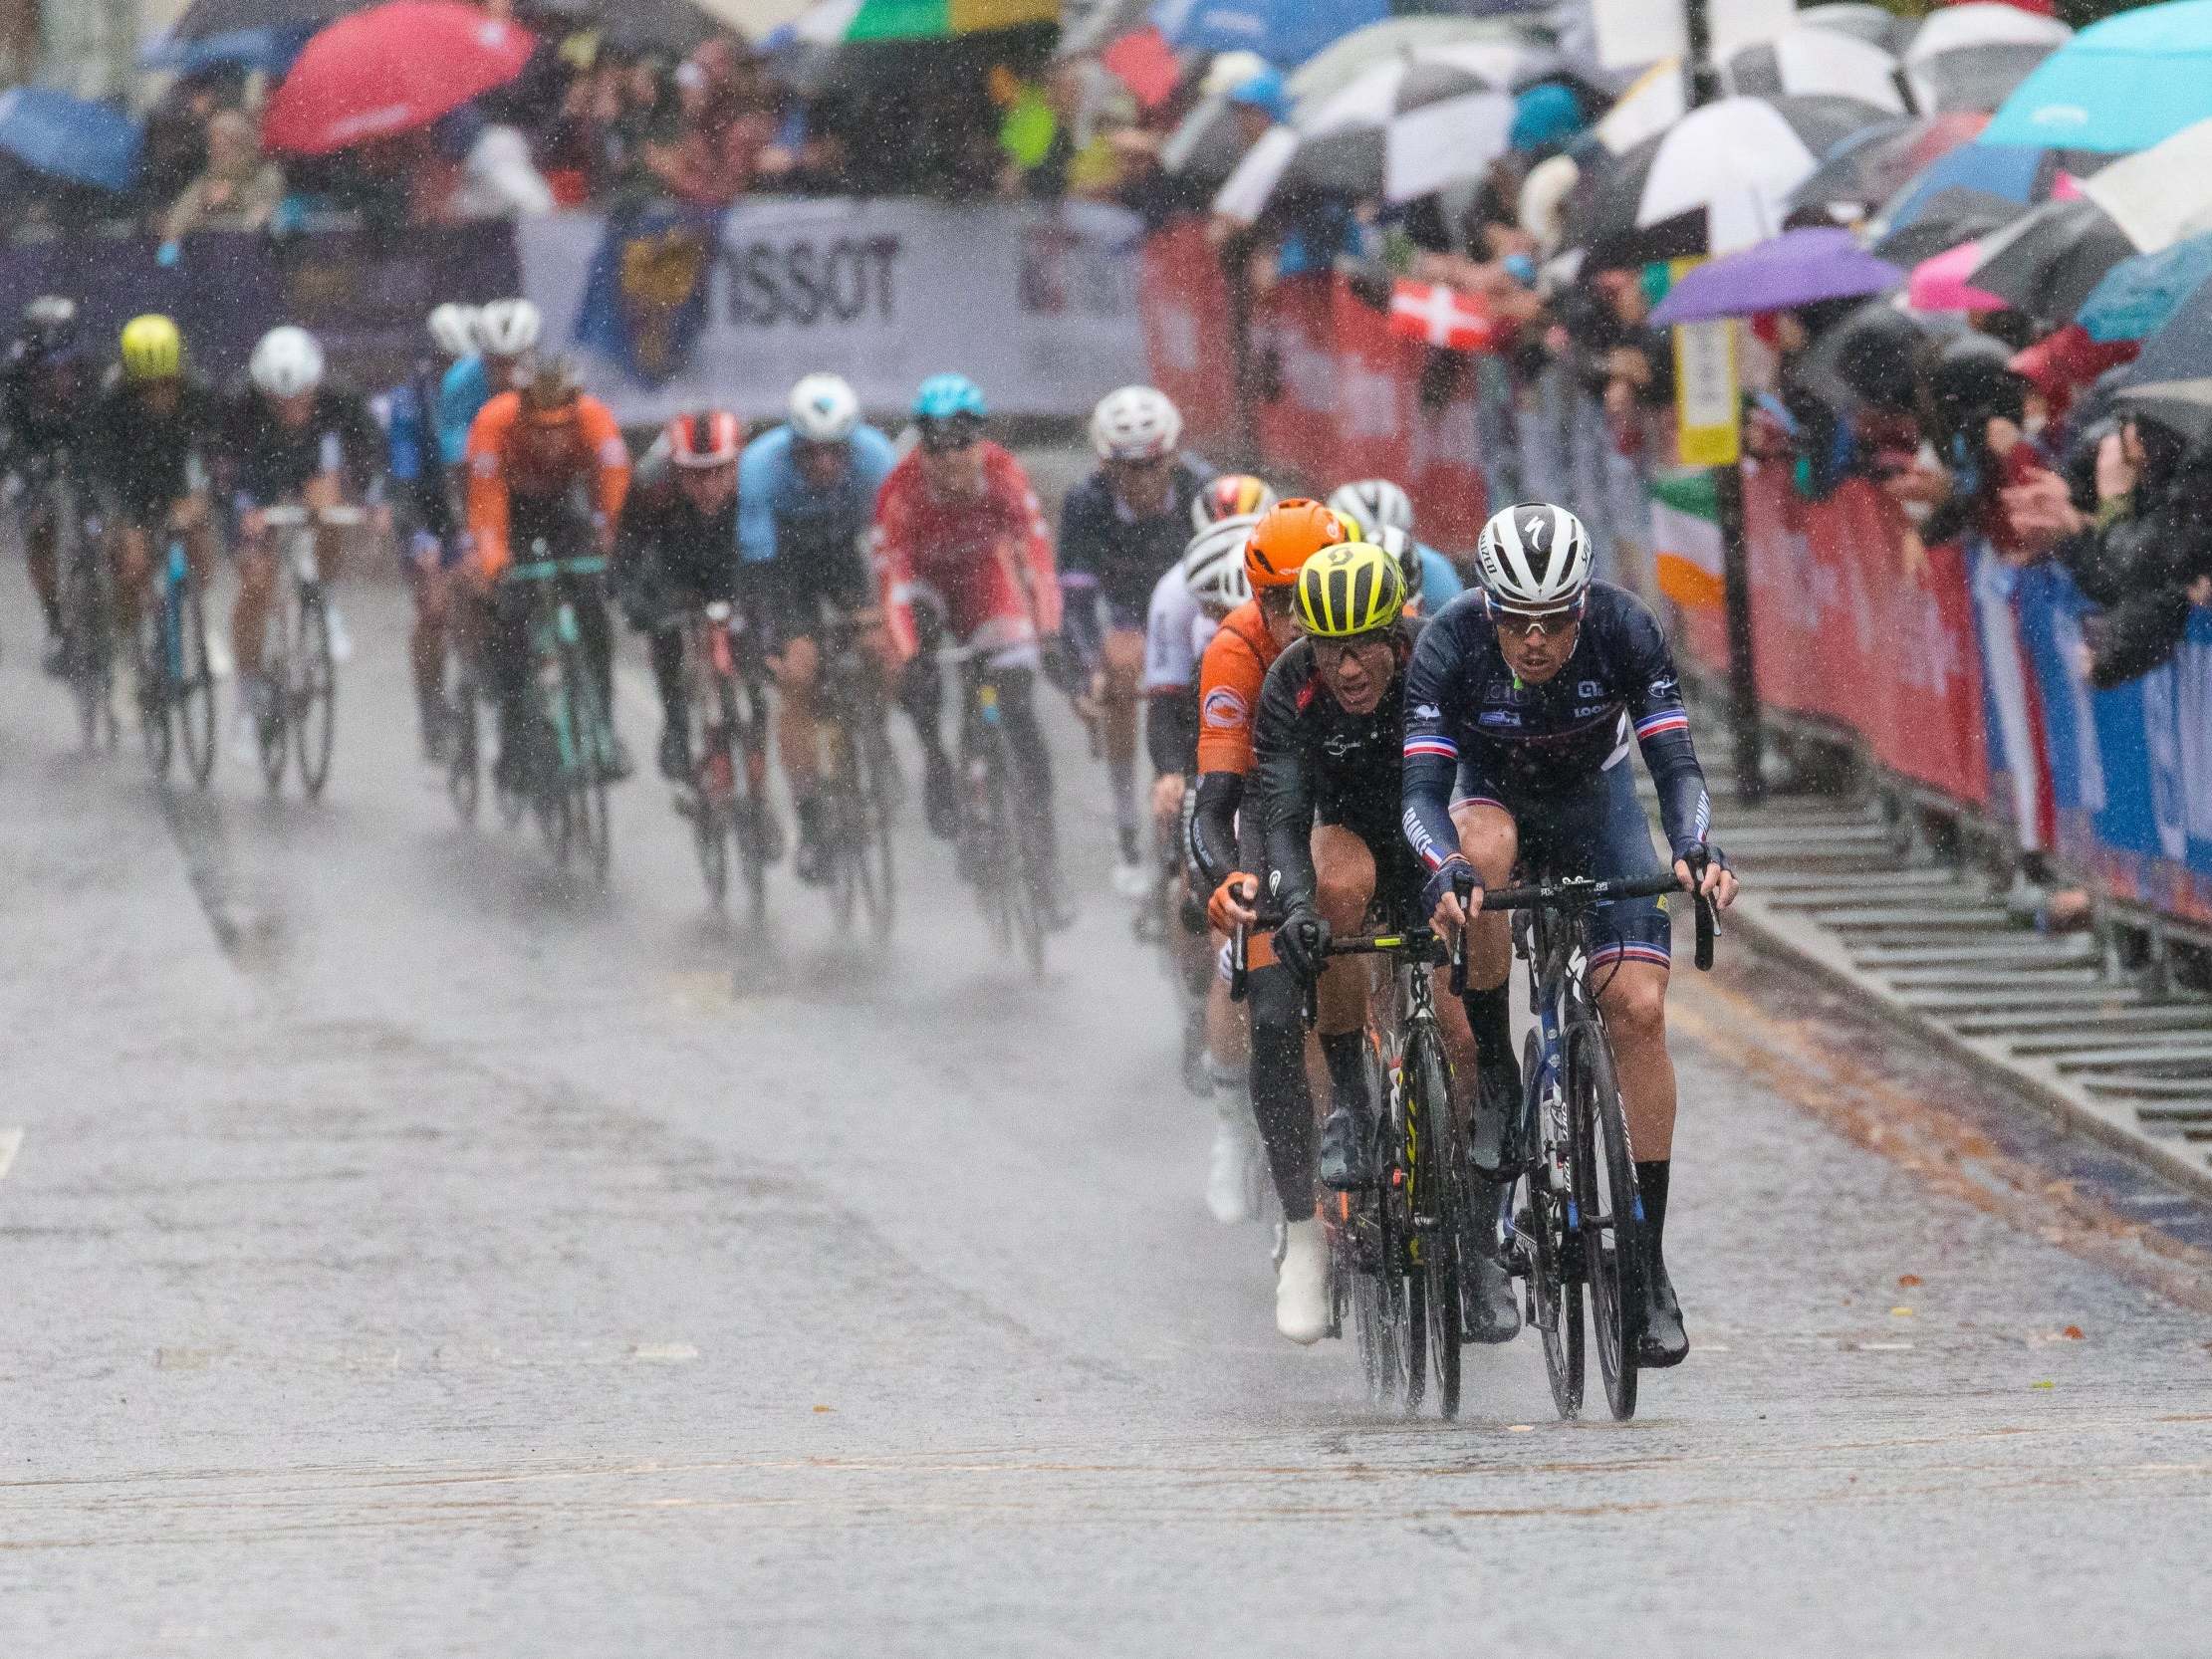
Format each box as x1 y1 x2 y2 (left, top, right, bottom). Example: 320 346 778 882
161 110 285 242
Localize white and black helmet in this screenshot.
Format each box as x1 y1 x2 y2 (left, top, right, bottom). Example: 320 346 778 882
1476 501 1592 610
1182 512 1258 615
788 372 860 443
476 297 542 357
426 302 479 359
1089 384 1183 462
1328 478 1413 542
249 326 325 398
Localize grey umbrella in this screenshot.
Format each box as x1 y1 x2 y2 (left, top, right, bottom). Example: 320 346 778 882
1967 197 2133 322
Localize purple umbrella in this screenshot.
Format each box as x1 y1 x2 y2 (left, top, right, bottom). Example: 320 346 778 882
1650 227 1904 325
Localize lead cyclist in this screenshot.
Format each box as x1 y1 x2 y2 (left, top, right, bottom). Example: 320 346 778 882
1400 501 1739 1369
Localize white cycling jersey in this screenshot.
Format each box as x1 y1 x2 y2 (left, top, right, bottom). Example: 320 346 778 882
1142 561 1219 696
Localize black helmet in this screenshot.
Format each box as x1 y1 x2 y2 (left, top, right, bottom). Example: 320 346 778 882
19 295 80 361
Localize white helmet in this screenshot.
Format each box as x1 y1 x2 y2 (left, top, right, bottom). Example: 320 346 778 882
249 326 325 398
1182 513 1257 615
476 297 542 358
789 372 860 444
1089 384 1183 462
1476 502 1593 610
1328 478 1414 542
426 302 479 358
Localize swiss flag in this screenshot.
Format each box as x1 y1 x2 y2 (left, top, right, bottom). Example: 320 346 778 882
1388 280 1493 353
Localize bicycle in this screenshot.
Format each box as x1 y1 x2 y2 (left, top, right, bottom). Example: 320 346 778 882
667 598 773 918
1476 866 1718 1423
253 504 360 800
945 644 1051 977
132 518 216 789
1134 786 1214 1098
44 464 116 755
813 611 897 940
446 616 486 826
1229 910 1471 1418
503 542 616 882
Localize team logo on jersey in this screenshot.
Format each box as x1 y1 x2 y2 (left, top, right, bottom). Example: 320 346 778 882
1202 686 1249 728
1413 703 1440 720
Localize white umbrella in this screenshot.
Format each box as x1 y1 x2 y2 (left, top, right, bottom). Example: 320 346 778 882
1597 27 1901 157
1213 123 1297 223
1903 3 2071 115
2080 117 2212 253
1285 15 1529 103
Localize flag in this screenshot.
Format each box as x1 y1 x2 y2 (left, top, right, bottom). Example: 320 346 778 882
1387 280 1493 352
573 201 721 388
1102 26 1180 110
1648 469 1727 609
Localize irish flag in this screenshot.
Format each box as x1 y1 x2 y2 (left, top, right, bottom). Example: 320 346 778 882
1649 470 1726 610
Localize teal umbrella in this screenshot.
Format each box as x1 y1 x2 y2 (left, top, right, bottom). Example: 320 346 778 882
2079 234 2212 343
1985 0 2212 154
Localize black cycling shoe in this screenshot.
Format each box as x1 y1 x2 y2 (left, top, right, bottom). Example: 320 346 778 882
1638 1252 1690 1368
1317 1104 1371 1189
922 748 959 840
656 723 691 783
40 632 68 678
1462 1249 1523 1343
600 730 635 783
792 798 832 887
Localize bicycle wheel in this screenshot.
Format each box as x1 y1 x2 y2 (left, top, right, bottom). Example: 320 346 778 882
171 566 217 790
256 599 290 796
559 636 613 883
1404 1024 1462 1419
1521 1037 1584 1420
63 542 112 754
1568 1018 1643 1422
447 663 481 826
133 597 173 782
852 716 898 942
992 742 1046 977
1347 1188 1407 1409
293 585 337 800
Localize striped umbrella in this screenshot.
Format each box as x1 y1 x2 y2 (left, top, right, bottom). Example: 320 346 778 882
1904 3 2071 116
1598 27 1904 156
790 0 1055 44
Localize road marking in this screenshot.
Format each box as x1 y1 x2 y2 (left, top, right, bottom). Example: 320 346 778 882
0 1127 22 1183
629 1342 699 1363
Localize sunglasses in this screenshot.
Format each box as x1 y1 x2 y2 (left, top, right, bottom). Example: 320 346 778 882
918 415 983 455
1311 632 1393 666
1492 598 1584 639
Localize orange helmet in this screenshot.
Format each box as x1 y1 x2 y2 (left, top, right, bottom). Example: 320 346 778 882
1245 497 1352 590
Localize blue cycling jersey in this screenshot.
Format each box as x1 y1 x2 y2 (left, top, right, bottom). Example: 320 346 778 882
735 422 896 567
1400 583 1711 879
437 356 495 468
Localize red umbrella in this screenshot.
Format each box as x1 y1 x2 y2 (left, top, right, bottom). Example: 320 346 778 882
264 1 535 155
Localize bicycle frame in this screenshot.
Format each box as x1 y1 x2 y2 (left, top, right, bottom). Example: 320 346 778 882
510 555 608 775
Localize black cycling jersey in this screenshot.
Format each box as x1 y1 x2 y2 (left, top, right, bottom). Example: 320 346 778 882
1058 458 1213 620
217 381 385 509
0 347 87 467
1400 583 1710 877
81 367 220 521
1250 617 1424 915
617 475 739 612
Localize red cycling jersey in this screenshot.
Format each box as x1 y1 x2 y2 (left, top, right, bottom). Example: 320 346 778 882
872 440 1062 660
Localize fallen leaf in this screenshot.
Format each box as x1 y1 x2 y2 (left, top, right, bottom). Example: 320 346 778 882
812 1404 834 1414
1897 1274 1922 1288
2063 1325 2085 1340
1890 1305 1915 1317
2032 1380 2056 1390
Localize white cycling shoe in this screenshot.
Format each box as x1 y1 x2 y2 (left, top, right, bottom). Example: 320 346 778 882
1112 857 1150 899
1204 1094 1262 1226
1275 1219 1331 1344
325 601 354 665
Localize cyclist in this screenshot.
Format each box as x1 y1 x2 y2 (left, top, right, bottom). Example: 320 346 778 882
217 326 386 764
81 316 220 649
1250 542 1503 1345
1186 499 1351 1230
382 303 478 760
618 409 750 791
873 373 1069 924
2 297 93 674
1402 501 1739 1368
466 353 633 788
736 373 897 883
1060 385 1213 898
439 298 538 474
1327 478 1462 617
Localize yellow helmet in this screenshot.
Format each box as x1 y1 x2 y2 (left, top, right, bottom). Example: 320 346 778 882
121 314 182 382
1296 541 1406 640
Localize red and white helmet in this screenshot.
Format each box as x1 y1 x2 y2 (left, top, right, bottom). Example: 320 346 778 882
667 409 741 469
1191 472 1277 530
1089 384 1183 462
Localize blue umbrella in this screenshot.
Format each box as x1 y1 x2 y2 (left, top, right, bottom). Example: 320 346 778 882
1149 0 1386 69
0 88 142 193
140 22 315 75
1880 140 2051 229
2079 234 2212 343
1984 0 2212 154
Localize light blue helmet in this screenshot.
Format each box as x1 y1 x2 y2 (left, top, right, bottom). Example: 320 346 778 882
913 372 987 423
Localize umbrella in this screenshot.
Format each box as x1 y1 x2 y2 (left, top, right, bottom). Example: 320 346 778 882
141 22 316 73
569 0 723 56
2112 377 2212 449
165 0 354 43
263 3 536 155
788 0 1055 43
1284 16 1522 103
1903 3 2070 115
1870 184 2028 266
1876 139 2062 234
1057 0 1150 59
2120 273 2212 384
1908 240 2007 313
1802 295 1930 413
2079 118 2212 255
1786 112 1989 214
1149 0 1386 69
1576 95 1889 264
1966 196 2132 321
1984 0 2212 154
2078 236 2212 344
1648 227 1902 327
1799 3 1912 54
1722 26 1908 116
0 88 141 193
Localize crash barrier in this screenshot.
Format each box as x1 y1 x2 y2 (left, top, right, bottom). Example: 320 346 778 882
0 219 519 388
520 196 1150 427
1137 220 1489 550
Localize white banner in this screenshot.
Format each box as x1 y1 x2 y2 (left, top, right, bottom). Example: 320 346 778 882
518 197 1150 427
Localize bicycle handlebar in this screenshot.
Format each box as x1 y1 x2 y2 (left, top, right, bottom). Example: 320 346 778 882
1460 867 1718 973
505 555 609 582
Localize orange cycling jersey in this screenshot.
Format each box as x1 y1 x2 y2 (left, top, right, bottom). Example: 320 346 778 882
1194 599 1283 776
465 389 631 579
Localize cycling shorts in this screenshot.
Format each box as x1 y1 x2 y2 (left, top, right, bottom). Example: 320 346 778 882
1453 756 1672 968
1317 792 1425 934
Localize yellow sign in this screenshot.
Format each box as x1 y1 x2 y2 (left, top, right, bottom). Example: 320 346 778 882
1668 258 1740 468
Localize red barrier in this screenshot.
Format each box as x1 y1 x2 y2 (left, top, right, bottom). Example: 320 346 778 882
1137 220 1238 455
1249 273 1340 488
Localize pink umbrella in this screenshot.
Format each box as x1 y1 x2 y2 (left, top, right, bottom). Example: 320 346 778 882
264 2 535 156
1909 239 2008 311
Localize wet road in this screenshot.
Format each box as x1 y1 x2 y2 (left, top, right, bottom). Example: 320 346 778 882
4 496 2212 1655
